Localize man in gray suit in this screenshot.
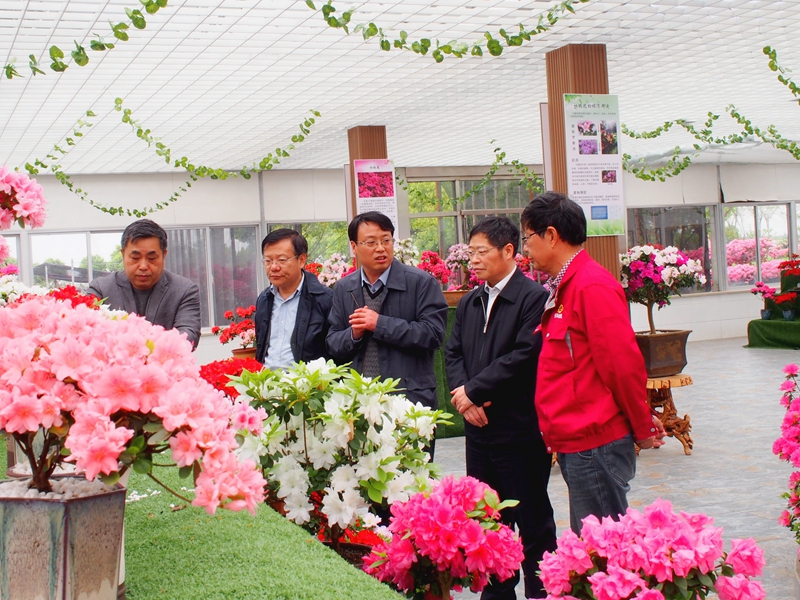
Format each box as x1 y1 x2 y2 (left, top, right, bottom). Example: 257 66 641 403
87 219 201 349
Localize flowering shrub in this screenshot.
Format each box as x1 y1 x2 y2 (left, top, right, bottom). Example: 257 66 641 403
363 476 524 599
417 250 450 286
779 254 800 277
317 252 356 288
540 498 765 600
727 263 757 284
394 238 420 267
304 261 323 276
229 359 450 541
357 172 395 198
750 281 776 309
620 245 706 334
444 243 480 290
0 293 266 514
199 357 263 399
0 166 48 230
0 273 46 305
211 305 256 348
726 238 787 266
773 291 797 309
773 363 800 550
578 139 598 155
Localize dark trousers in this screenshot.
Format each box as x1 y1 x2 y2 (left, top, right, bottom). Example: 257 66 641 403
465 437 557 600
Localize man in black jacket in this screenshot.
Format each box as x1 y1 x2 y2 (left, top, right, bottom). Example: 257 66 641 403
255 229 333 368
445 217 556 600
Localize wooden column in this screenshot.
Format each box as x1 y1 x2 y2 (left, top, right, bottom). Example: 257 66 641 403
545 44 622 277
347 126 388 218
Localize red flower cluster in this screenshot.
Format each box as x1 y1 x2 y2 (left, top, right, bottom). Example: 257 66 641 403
199 357 262 399
305 262 323 275
417 250 450 286
357 171 394 198
779 254 800 277
48 285 101 309
774 291 798 308
211 305 256 347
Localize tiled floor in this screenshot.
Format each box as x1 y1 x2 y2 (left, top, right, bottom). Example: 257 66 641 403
435 337 799 599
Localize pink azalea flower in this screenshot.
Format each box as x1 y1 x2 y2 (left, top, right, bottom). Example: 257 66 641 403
781 380 796 392
784 363 800 376
169 431 203 467
0 387 43 432
715 574 766 600
725 538 765 577
588 564 646 600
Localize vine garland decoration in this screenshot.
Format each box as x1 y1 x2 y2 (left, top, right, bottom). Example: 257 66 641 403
3 0 170 80
24 101 322 217
305 0 591 63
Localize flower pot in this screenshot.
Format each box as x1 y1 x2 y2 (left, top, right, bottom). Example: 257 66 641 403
231 347 257 359
322 541 373 568
0 480 126 600
634 330 692 378
761 309 773 320
784 310 796 322
443 290 468 307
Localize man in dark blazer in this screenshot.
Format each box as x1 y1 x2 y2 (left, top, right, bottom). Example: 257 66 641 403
255 228 333 367
326 211 448 411
87 219 201 349
445 217 556 600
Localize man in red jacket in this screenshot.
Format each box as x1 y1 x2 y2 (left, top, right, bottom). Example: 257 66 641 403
521 192 665 533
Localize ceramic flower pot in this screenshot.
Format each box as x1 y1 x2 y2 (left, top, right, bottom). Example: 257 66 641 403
761 309 773 320
784 310 796 322
232 347 257 359
0 481 126 600
443 290 468 307
634 330 692 378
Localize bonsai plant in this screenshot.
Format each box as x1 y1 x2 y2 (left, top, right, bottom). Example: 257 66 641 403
620 245 707 335
417 250 451 286
211 304 257 350
751 281 777 319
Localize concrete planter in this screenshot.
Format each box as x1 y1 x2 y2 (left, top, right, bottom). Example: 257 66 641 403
0 482 126 600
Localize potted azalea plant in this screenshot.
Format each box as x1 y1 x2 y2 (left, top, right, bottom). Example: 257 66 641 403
445 243 479 292
363 476 524 599
211 304 257 357
751 281 777 320
620 245 707 377
540 498 765 600
229 358 451 554
774 291 798 321
417 250 451 288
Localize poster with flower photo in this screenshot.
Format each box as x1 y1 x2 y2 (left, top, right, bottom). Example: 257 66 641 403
564 94 624 235
353 159 399 233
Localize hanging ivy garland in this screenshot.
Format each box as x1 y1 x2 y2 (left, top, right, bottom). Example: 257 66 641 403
23 101 322 218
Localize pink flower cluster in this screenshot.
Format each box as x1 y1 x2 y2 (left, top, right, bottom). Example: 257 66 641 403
357 171 394 198
0 294 265 514
540 498 765 600
0 166 47 230
773 364 800 549
363 476 524 598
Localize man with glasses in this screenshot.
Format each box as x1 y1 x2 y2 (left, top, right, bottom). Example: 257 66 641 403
445 217 556 600
254 228 333 369
327 211 448 414
521 192 665 534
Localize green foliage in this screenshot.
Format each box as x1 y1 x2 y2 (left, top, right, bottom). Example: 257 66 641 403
308 0 590 62
24 103 322 218
2 2 170 80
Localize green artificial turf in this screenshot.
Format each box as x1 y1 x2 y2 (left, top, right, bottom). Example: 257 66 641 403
124 464 403 600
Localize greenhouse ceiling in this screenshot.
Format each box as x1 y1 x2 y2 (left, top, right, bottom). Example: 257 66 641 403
1 0 799 175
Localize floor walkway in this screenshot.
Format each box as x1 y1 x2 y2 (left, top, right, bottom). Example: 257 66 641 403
435 337 798 599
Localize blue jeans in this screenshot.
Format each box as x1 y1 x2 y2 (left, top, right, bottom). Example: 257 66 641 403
557 434 636 534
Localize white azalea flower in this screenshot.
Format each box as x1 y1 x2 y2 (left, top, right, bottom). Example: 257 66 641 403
414 415 435 439
361 512 383 529
306 357 329 375
355 451 382 481
284 495 313 524
384 471 416 503
308 438 338 470
323 416 353 447
322 491 357 529
357 392 385 426
329 465 359 492
236 435 267 463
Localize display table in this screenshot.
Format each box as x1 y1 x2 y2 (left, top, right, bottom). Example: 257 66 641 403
647 374 694 455
747 318 800 349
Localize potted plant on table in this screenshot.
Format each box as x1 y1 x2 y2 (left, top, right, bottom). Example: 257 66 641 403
751 281 777 320
211 304 257 358
363 475 524 599
540 498 766 600
774 291 798 322
620 245 707 377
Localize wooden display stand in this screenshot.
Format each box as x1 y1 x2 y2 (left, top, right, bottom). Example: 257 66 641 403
646 374 694 455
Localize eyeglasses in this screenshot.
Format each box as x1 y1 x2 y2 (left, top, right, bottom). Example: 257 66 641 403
357 238 395 249
262 255 299 267
521 230 546 244
466 246 498 259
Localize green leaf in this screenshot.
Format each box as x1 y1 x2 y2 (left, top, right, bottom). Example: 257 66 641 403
157 0 168 7
90 40 107 51
367 485 383 503
49 45 64 60
128 8 147 29
129 434 147 452
306 0 316 8
100 471 121 485
178 465 194 479
71 42 89 66
142 421 163 432
132 457 152 474
147 427 170 445
145 1 159 15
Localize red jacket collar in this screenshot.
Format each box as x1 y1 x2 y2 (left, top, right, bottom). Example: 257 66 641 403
555 248 591 292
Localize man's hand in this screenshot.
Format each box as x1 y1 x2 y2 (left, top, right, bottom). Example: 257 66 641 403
349 307 380 340
462 404 489 427
450 385 471 414
637 416 667 449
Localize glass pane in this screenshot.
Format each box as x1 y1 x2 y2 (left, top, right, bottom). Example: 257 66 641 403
88 231 124 280
724 206 757 288
31 232 89 289
268 222 349 262
757 205 789 284
410 216 457 255
461 179 539 212
627 206 714 293
209 227 258 326
407 181 457 214
165 228 210 328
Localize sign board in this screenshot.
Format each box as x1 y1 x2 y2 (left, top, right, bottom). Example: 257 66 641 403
563 94 624 235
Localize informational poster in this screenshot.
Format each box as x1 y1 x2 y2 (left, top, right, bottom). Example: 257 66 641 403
353 159 399 234
563 94 624 236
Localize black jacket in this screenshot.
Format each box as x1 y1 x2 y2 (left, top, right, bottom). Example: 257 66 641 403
254 270 334 365
445 268 547 443
326 260 448 409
